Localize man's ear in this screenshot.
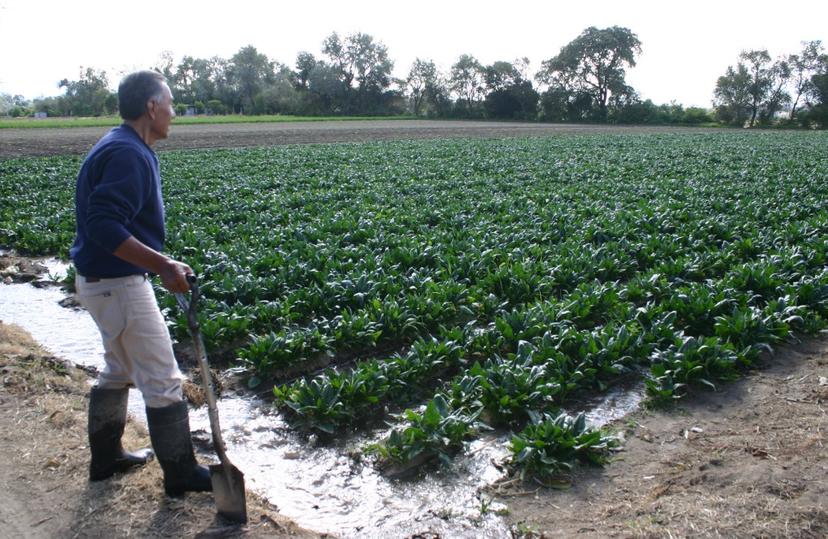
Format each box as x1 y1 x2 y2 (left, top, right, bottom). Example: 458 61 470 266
146 99 157 120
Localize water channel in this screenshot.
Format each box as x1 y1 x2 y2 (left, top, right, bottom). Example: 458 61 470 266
0 256 643 537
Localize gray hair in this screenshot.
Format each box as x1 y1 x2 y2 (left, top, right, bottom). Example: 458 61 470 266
118 70 167 120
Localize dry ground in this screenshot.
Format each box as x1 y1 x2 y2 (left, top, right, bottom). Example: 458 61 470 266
495 339 828 538
0 321 323 539
0 120 719 158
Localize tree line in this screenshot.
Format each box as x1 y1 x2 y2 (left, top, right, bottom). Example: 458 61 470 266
713 41 827 128
2 28 826 128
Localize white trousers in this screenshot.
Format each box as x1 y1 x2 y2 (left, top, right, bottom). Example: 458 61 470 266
76 274 184 407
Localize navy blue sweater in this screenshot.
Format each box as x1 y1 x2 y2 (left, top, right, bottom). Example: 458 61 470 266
70 125 166 277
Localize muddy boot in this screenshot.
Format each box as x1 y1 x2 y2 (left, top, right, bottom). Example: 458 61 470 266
145 401 212 497
88 386 154 481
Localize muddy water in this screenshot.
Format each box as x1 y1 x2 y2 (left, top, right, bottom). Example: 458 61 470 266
1 258 644 538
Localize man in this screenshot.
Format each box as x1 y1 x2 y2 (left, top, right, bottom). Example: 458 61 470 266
70 70 211 496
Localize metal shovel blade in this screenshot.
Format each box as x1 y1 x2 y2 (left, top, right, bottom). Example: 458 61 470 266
210 462 247 523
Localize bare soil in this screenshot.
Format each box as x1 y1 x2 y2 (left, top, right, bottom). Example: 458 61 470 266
0 321 325 539
0 120 719 158
495 338 828 538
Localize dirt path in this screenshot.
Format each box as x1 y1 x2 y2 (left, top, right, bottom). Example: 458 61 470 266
496 338 828 538
0 321 322 539
0 120 719 158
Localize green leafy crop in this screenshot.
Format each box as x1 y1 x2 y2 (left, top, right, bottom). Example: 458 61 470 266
3 131 828 481
508 411 619 482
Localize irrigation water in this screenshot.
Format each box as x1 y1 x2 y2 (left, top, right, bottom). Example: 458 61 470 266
0 257 644 537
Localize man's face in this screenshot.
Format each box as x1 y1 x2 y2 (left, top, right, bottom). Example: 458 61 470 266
149 82 175 140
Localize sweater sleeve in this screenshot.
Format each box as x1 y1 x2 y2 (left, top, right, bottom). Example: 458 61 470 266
85 148 153 253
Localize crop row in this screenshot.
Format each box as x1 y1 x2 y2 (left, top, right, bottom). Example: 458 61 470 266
275 228 827 433
364 263 826 471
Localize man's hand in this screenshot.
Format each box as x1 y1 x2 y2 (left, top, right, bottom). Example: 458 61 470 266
157 259 193 293
112 236 193 293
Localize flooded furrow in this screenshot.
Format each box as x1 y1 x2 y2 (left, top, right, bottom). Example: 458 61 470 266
1 258 644 537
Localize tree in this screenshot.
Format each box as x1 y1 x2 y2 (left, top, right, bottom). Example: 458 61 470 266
484 61 521 93
611 98 660 124
321 32 394 113
482 59 539 119
154 50 176 81
514 57 532 84
348 33 394 113
485 81 539 119
539 87 570 122
405 58 439 116
203 57 235 113
191 57 221 106
294 51 317 89
537 26 642 122
804 55 828 128
740 49 774 127
171 55 223 107
760 58 791 124
228 46 276 114
807 75 828 127
425 83 453 117
322 33 354 90
58 67 116 116
683 107 713 124
348 33 393 94
253 68 302 115
539 87 594 122
206 99 226 115
449 54 484 115
306 61 347 114
171 55 197 104
33 95 65 116
713 63 752 126
0 93 28 116
714 49 792 127
809 73 828 104
612 98 704 125
788 40 825 119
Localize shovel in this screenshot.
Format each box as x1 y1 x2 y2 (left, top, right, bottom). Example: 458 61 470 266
176 274 247 524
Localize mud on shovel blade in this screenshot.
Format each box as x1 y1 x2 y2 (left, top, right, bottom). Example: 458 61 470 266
177 275 247 523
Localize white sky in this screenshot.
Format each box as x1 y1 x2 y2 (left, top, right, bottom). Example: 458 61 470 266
1 0 826 108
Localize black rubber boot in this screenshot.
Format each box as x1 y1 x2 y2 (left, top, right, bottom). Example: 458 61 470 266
88 387 154 481
145 401 212 497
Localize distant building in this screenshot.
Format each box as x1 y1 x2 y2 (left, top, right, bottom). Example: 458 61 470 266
34 112 47 119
